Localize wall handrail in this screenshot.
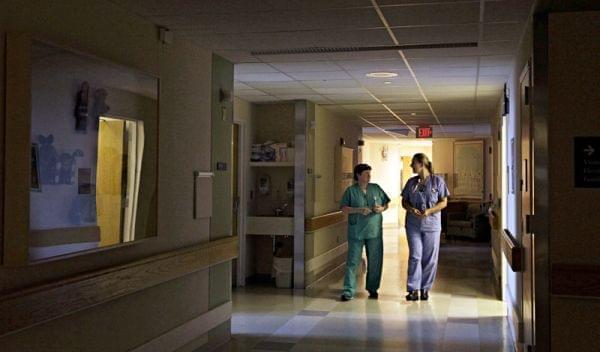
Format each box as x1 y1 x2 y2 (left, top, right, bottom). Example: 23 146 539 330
0 236 238 337
305 211 345 232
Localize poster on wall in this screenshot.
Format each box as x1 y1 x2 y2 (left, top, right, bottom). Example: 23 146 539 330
453 140 484 199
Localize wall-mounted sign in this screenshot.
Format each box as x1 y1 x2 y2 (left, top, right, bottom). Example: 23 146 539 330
417 126 433 138
575 137 600 188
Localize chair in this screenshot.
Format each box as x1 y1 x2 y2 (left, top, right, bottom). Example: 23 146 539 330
446 202 481 239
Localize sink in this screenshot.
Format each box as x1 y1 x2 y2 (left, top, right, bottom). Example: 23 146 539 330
247 216 294 236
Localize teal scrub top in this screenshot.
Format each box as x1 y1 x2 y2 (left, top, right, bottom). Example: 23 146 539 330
340 183 391 240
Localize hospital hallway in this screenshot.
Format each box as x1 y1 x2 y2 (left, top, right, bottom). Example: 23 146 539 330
222 226 510 352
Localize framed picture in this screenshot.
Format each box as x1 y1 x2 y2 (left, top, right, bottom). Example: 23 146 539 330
31 143 42 192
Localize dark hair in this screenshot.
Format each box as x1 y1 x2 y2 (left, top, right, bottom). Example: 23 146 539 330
412 153 434 174
353 163 372 181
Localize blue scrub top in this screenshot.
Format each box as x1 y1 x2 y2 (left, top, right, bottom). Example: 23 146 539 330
401 175 449 232
340 183 391 240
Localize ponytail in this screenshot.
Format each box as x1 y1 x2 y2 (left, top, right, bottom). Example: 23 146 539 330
413 153 434 174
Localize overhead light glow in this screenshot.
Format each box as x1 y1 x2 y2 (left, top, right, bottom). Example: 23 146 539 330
366 72 398 78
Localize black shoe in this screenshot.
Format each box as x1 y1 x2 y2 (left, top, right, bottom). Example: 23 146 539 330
368 290 379 299
340 294 353 302
420 290 429 301
406 291 419 301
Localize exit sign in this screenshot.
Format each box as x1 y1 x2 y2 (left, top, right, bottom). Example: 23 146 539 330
417 126 433 138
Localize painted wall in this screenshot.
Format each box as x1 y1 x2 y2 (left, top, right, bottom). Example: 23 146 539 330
546 11 600 351
313 105 362 216
363 141 433 225
0 0 232 350
304 105 362 287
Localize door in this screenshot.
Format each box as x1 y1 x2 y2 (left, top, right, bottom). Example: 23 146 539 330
520 61 535 351
231 123 241 287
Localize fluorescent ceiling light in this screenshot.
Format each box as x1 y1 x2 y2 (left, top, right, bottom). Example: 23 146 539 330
366 72 398 78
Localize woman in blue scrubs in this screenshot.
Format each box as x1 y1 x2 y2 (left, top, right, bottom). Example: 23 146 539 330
401 153 449 301
339 164 391 301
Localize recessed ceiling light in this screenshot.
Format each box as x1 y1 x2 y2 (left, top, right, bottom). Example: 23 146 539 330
366 72 398 78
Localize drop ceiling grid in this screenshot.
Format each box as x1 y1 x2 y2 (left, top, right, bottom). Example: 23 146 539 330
109 0 535 126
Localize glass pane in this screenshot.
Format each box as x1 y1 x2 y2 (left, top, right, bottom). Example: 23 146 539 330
29 41 158 261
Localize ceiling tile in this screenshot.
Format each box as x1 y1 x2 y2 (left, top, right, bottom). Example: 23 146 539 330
382 2 480 26
271 61 340 73
391 23 479 45
483 22 525 42
234 63 279 74
313 87 369 95
259 87 317 95
302 80 362 88
484 0 534 23
235 73 293 82
241 81 308 89
234 89 268 96
325 94 378 103
288 71 353 80
234 81 253 90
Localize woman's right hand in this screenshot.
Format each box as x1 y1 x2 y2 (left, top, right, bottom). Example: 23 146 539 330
360 207 372 216
410 207 422 217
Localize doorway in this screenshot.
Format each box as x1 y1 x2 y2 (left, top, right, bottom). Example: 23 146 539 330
520 61 535 351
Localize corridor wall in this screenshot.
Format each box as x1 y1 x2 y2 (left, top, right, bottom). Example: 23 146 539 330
0 1 234 350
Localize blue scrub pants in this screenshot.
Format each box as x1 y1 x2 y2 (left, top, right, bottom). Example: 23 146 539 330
343 237 383 297
406 228 441 292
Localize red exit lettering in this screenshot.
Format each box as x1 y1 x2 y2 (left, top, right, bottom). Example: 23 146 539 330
417 126 433 138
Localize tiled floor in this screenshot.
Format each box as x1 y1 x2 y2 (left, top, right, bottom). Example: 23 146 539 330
220 226 513 352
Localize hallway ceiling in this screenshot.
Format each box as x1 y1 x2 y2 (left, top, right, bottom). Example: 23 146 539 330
111 0 534 137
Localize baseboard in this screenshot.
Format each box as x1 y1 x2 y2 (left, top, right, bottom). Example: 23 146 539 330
306 261 346 291
131 302 232 352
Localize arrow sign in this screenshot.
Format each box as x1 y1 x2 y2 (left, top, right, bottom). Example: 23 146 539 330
575 137 600 188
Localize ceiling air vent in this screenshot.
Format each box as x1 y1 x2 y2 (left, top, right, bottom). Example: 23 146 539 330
385 128 412 136
251 42 477 56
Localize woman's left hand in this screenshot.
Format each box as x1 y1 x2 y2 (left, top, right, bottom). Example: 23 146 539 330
421 209 432 217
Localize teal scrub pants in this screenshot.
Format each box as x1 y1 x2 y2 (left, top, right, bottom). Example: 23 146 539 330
343 237 383 297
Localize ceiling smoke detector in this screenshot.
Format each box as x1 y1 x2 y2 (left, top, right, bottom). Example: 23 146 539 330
366 72 398 78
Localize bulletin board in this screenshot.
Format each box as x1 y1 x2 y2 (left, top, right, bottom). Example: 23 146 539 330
335 146 354 202
453 140 484 199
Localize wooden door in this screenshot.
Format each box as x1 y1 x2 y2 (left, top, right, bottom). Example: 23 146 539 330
231 123 240 287
520 61 535 351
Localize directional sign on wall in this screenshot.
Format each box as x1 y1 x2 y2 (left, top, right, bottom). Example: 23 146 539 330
574 137 600 188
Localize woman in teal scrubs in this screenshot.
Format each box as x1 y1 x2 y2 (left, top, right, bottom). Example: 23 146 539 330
339 164 391 301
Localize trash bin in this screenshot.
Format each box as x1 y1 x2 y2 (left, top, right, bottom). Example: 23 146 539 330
273 256 293 288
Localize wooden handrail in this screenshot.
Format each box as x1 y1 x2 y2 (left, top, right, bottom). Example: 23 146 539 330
502 229 523 272
0 236 238 337
305 211 345 232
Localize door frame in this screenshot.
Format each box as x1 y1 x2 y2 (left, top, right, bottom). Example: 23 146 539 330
232 119 247 287
519 59 535 352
